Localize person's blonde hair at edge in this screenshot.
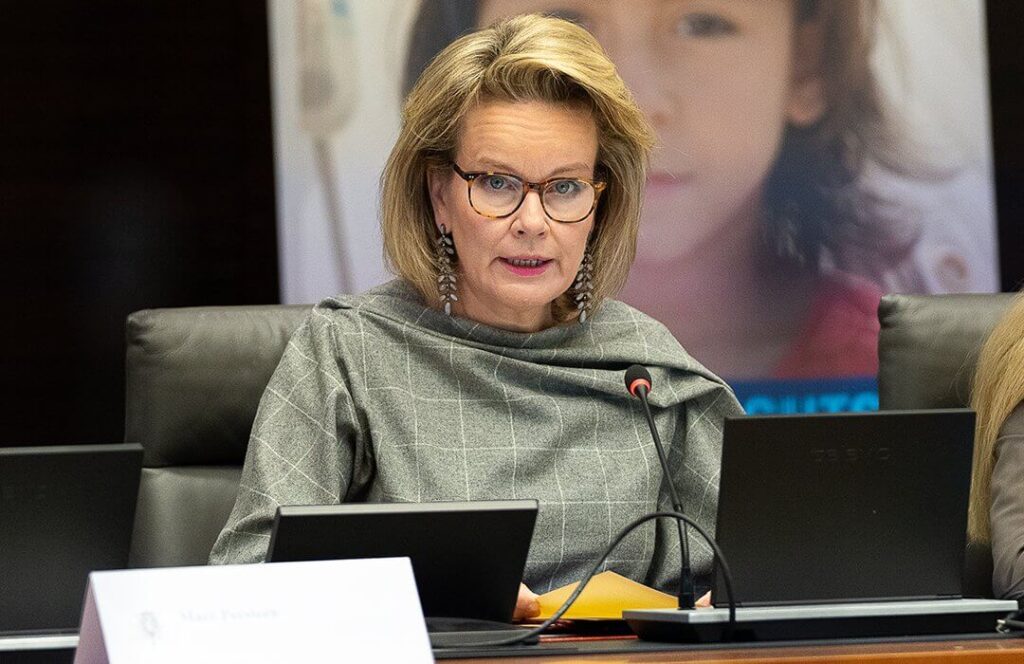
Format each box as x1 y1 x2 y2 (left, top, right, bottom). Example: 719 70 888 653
381 13 655 324
967 293 1024 546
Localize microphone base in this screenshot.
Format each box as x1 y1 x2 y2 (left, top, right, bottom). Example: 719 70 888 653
623 599 1018 643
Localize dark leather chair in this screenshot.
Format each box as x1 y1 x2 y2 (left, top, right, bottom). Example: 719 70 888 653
124 304 310 567
878 293 1017 411
877 292 1016 597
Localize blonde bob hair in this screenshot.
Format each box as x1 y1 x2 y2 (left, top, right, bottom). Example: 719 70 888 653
967 293 1024 545
381 14 654 323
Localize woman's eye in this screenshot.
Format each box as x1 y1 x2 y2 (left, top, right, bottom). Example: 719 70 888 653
677 12 737 38
485 175 510 190
552 179 582 195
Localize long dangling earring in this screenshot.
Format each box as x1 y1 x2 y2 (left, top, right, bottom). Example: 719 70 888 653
573 249 594 323
436 224 457 315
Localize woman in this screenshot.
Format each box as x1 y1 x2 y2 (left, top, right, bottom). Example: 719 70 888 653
405 0 936 381
210 14 743 618
967 293 1024 599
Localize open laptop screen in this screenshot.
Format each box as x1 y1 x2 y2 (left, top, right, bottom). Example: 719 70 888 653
266 499 538 623
0 444 142 634
713 410 974 606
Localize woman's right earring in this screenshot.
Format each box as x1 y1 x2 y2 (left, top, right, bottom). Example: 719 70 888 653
436 224 457 315
573 250 594 323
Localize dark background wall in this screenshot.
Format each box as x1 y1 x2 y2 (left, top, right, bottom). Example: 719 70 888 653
1 1 1022 446
988 1 1024 291
2 2 278 445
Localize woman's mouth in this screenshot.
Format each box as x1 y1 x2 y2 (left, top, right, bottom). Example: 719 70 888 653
500 257 552 276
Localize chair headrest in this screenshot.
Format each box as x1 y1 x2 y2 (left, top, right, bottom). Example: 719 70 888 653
125 305 310 466
878 293 1016 410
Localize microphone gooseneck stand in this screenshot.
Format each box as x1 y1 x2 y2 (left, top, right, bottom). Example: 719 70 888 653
445 365 738 649
624 364 695 610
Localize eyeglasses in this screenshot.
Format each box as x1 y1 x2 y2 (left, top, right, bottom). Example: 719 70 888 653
452 163 606 224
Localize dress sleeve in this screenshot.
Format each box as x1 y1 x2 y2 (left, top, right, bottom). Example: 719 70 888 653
990 402 1024 599
208 307 367 564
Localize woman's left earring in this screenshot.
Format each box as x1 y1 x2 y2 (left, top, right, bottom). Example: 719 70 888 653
436 224 457 315
573 250 594 324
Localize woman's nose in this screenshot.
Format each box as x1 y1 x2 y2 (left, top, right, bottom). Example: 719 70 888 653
512 189 549 236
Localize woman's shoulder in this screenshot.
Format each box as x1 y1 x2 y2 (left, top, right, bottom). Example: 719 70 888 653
309 279 427 325
594 298 731 388
593 297 686 349
999 402 1024 440
597 295 689 330
276 281 428 354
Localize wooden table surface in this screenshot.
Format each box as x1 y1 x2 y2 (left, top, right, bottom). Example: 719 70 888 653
446 636 1024 663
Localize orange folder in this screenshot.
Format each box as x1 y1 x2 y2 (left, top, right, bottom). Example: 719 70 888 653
535 570 677 620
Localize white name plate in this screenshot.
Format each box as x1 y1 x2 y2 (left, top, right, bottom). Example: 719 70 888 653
73 557 432 664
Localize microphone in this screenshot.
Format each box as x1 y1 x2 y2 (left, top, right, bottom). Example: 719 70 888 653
625 365 653 399
624 365 696 610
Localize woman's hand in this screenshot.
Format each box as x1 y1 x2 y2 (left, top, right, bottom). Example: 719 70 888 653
513 582 541 621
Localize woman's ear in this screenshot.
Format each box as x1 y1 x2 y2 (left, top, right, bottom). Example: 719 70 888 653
426 167 450 230
786 20 827 127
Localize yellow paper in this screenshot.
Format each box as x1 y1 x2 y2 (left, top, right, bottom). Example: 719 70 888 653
535 570 677 620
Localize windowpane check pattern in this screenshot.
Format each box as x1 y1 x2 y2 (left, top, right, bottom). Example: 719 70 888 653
209 280 743 593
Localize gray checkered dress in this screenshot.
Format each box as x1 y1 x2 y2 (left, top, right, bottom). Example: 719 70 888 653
209 279 743 593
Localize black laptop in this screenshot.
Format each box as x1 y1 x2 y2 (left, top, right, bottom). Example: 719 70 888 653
0 444 143 637
623 410 1018 642
712 409 975 605
265 500 538 623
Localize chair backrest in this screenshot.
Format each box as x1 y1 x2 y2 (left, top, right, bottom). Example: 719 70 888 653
877 292 1015 597
124 304 310 567
878 293 1016 410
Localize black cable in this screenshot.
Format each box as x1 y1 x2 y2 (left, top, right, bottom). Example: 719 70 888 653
441 510 738 649
997 615 1024 632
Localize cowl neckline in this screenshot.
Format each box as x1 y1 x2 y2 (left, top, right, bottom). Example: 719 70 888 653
335 278 590 351
325 279 738 411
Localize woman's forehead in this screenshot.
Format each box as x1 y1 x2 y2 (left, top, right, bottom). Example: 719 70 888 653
455 99 599 175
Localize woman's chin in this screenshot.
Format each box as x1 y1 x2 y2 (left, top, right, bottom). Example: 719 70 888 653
493 272 563 297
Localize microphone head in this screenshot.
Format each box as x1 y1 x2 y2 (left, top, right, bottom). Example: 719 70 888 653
624 364 653 398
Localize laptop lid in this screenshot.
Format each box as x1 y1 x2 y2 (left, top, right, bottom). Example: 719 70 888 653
265 500 538 623
712 410 974 606
0 444 143 634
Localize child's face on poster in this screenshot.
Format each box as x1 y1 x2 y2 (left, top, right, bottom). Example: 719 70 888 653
479 0 826 267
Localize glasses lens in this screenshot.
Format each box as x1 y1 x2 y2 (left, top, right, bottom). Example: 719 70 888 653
543 179 596 222
470 174 523 217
